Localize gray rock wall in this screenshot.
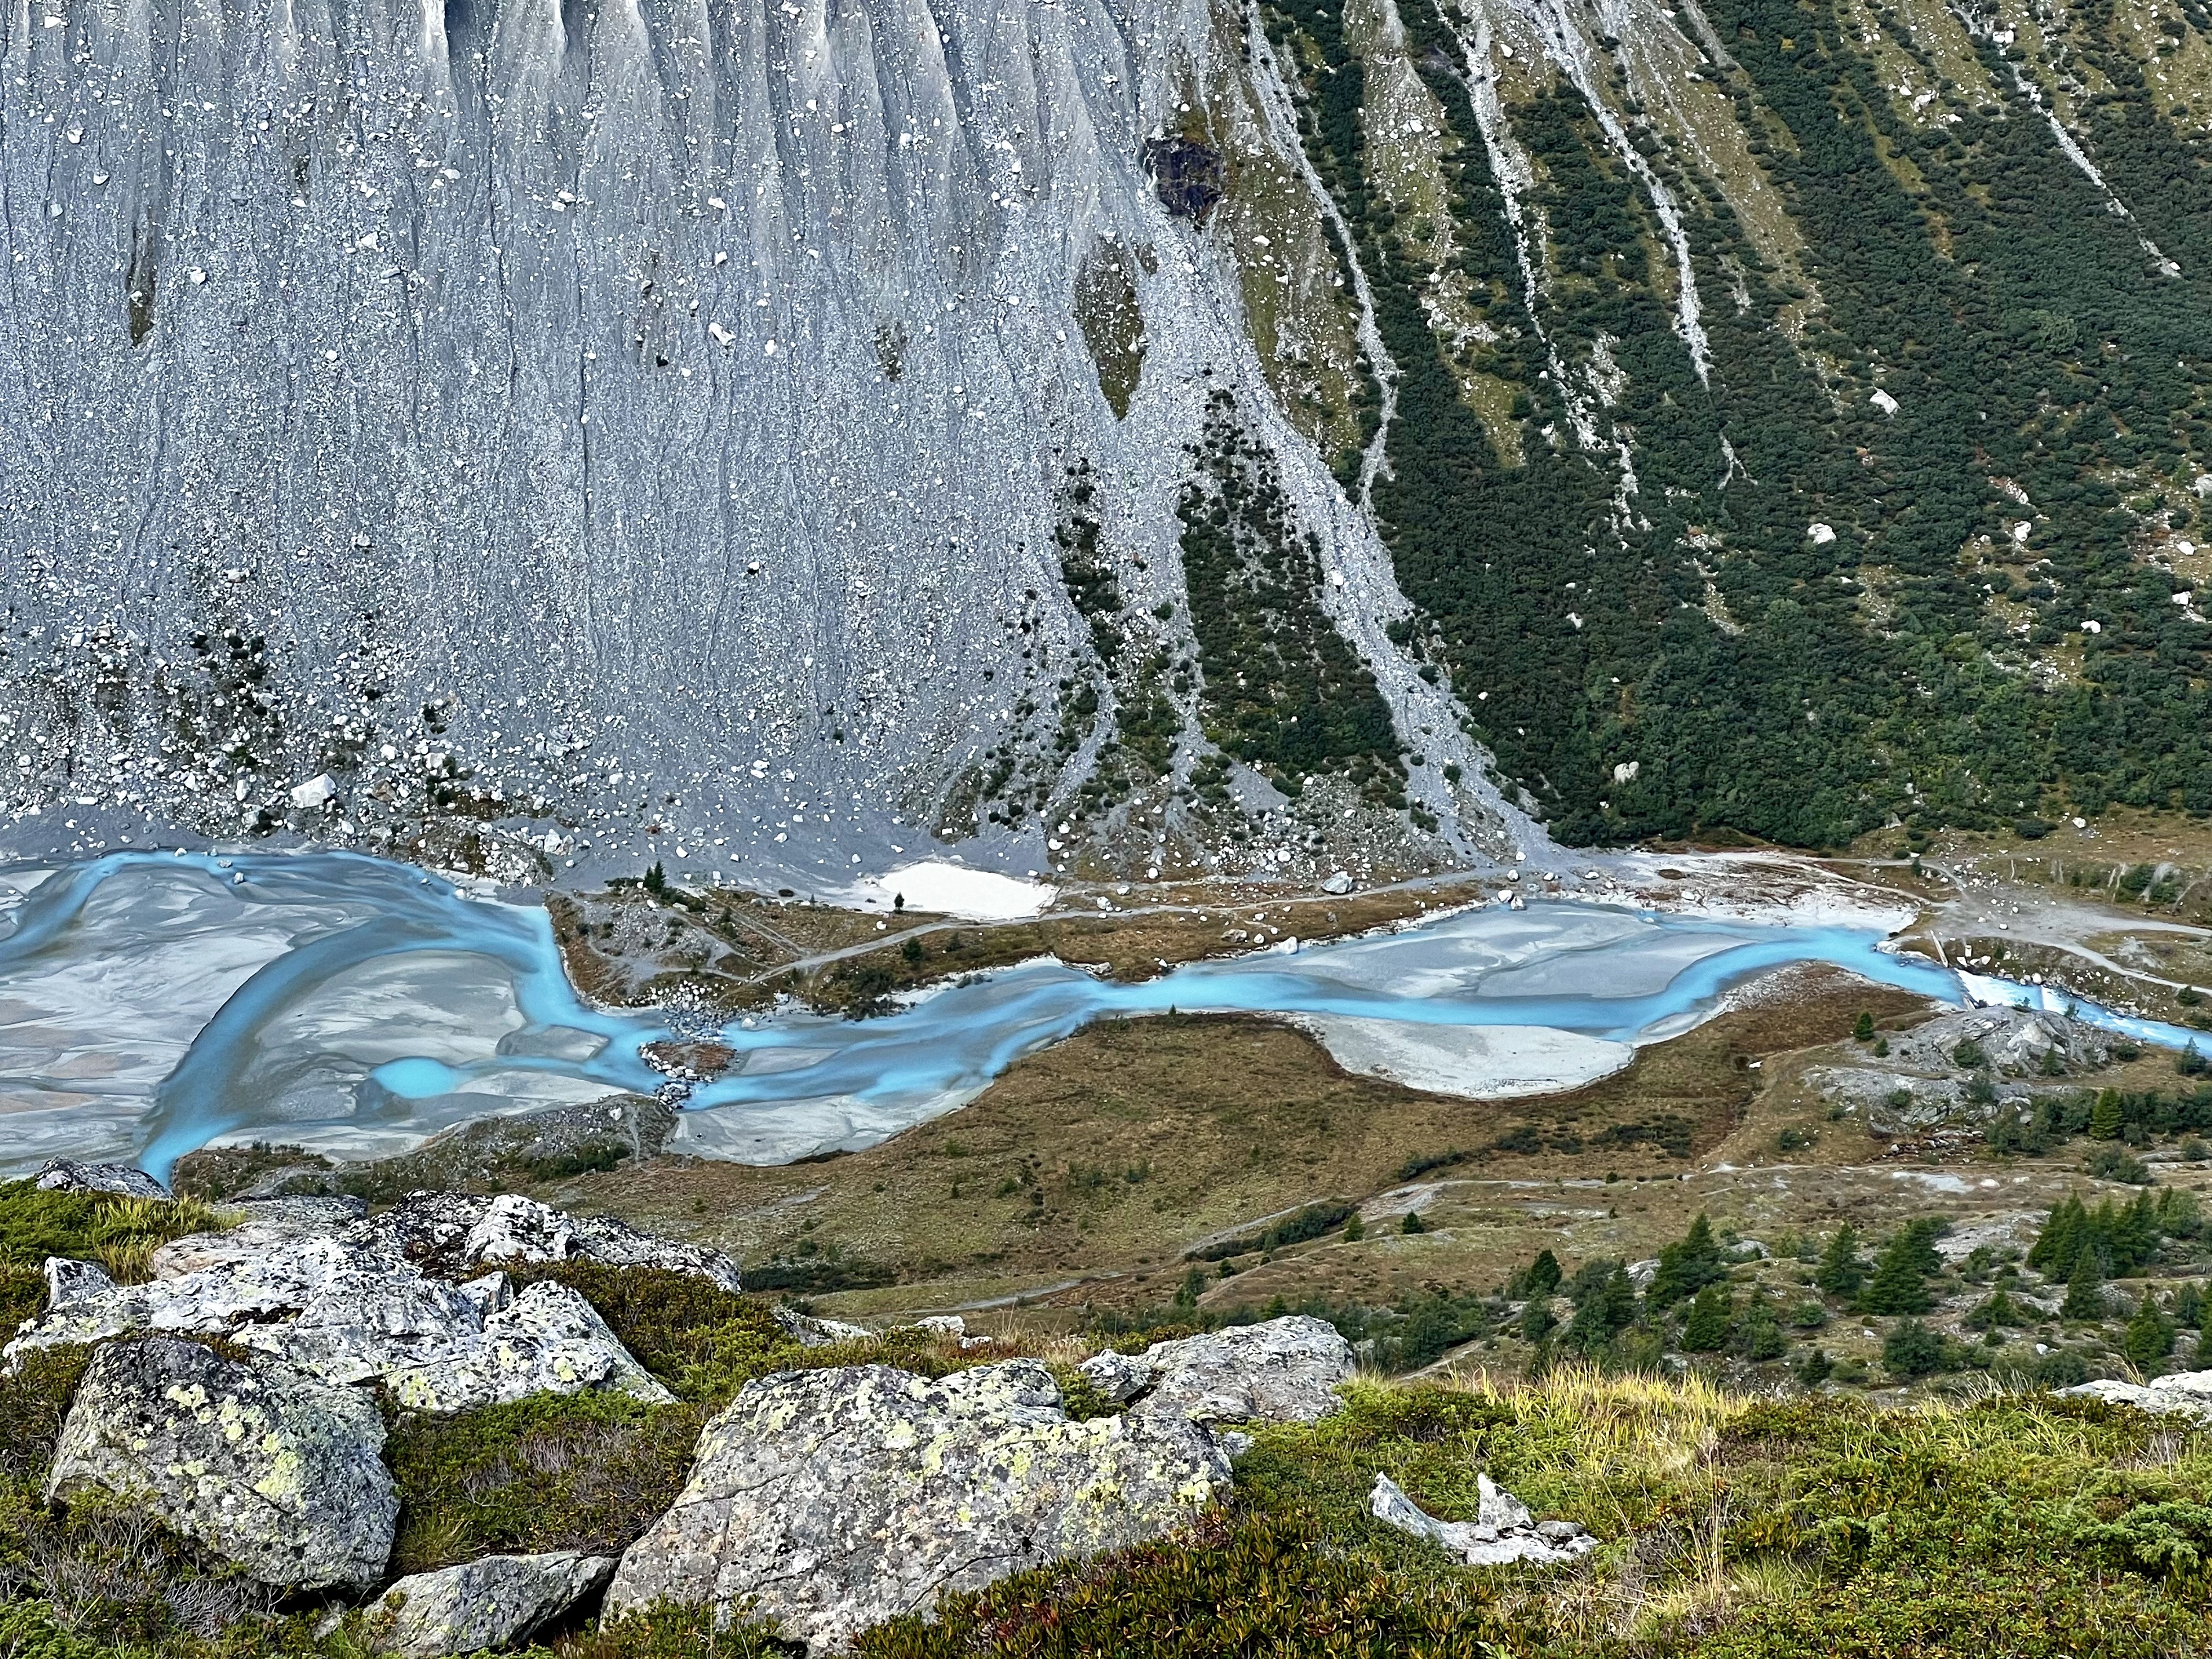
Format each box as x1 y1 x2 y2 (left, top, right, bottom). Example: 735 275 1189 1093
0 0 1491 877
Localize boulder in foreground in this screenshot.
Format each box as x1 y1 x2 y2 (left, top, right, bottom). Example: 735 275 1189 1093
1079 1314 1355 1426
605 1359 1228 1654
46 1336 397 1590
364 1551 616 1657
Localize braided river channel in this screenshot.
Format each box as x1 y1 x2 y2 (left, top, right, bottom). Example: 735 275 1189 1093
0 851 2200 1182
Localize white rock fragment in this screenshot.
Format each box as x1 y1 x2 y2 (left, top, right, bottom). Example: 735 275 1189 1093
1870 389 1900 416
289 772 338 810
1368 1472 1596 1566
1807 522 1836 545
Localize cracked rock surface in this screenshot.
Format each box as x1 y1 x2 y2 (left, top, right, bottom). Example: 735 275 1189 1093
605 1359 1229 1654
33 1158 171 1198
364 1551 617 1658
8 1197 672 1410
45 1335 397 1590
1078 1313 1355 1426
362 1192 744 1293
2062 1371 2212 1420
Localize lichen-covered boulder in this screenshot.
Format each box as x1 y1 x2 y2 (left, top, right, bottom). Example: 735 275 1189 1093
46 1336 396 1590
359 1193 744 1293
605 1360 1228 1654
382 1279 673 1412
364 1551 616 1657
1080 1315 1355 1427
34 1158 170 1198
8 1239 669 1414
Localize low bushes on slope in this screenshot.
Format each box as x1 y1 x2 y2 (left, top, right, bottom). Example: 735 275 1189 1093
8 1179 2212 1659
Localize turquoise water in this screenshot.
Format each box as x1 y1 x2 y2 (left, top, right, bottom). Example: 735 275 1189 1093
0 850 2200 1182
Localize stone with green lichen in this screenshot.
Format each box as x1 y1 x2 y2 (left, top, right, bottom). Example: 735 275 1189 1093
44 1335 396 1590
605 1359 1229 1654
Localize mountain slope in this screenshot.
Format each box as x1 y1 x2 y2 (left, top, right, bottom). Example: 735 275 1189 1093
2 0 2208 882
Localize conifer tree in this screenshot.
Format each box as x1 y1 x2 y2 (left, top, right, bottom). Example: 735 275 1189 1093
1520 1295 1556 1343
1900 1217 1944 1278
2090 1087 2125 1141
2062 1251 2107 1322
1860 1229 1936 1315
1650 1213 1728 1307
1815 1223 1866 1298
1681 1283 1734 1352
2113 1190 2161 1274
2125 1289 2175 1373
1516 1249 1563 1300
1854 1011 1876 1042
2028 1195 2087 1277
1740 1291 1787 1361
2175 1280 2203 1330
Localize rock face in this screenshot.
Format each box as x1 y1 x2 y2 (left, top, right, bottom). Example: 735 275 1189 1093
33 1158 169 1198
46 1336 397 1590
1078 1316 1355 1426
2061 1371 2212 1420
8 1200 672 1411
362 1193 744 1294
365 1552 616 1658
605 1360 1228 1654
1805 1008 2112 1133
1368 1472 1598 1567
380 1279 673 1414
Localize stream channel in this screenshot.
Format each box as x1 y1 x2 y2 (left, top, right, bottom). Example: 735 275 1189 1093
0 851 2200 1183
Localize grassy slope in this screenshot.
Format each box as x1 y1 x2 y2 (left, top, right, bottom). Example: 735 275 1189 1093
555 969 1930 1316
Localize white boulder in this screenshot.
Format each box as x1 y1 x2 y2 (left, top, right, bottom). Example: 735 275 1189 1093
1368 1471 1596 1566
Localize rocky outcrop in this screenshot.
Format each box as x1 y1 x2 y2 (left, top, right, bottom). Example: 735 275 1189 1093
2061 1370 2212 1420
46 1336 397 1590
364 1551 616 1657
1078 1316 1356 1426
34 1158 170 1198
9 1206 672 1412
380 1279 673 1413
776 1307 873 1348
605 1360 1229 1654
1368 1472 1597 1566
358 1193 744 1294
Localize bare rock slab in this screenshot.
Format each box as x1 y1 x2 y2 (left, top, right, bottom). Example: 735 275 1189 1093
46 1336 396 1590
1080 1314 1355 1426
35 1158 168 1198
605 1360 1228 1654
366 1551 615 1657
2062 1370 2212 1420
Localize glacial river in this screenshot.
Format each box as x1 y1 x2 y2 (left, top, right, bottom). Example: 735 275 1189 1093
0 851 2200 1183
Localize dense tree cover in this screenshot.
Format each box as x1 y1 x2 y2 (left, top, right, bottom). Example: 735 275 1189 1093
1260 0 2212 845
1176 390 1404 802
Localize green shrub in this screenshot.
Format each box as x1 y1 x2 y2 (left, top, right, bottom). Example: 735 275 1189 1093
1882 1319 1946 1379
852 1504 1502 1658
0 1184 230 1282
385 1390 708 1574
